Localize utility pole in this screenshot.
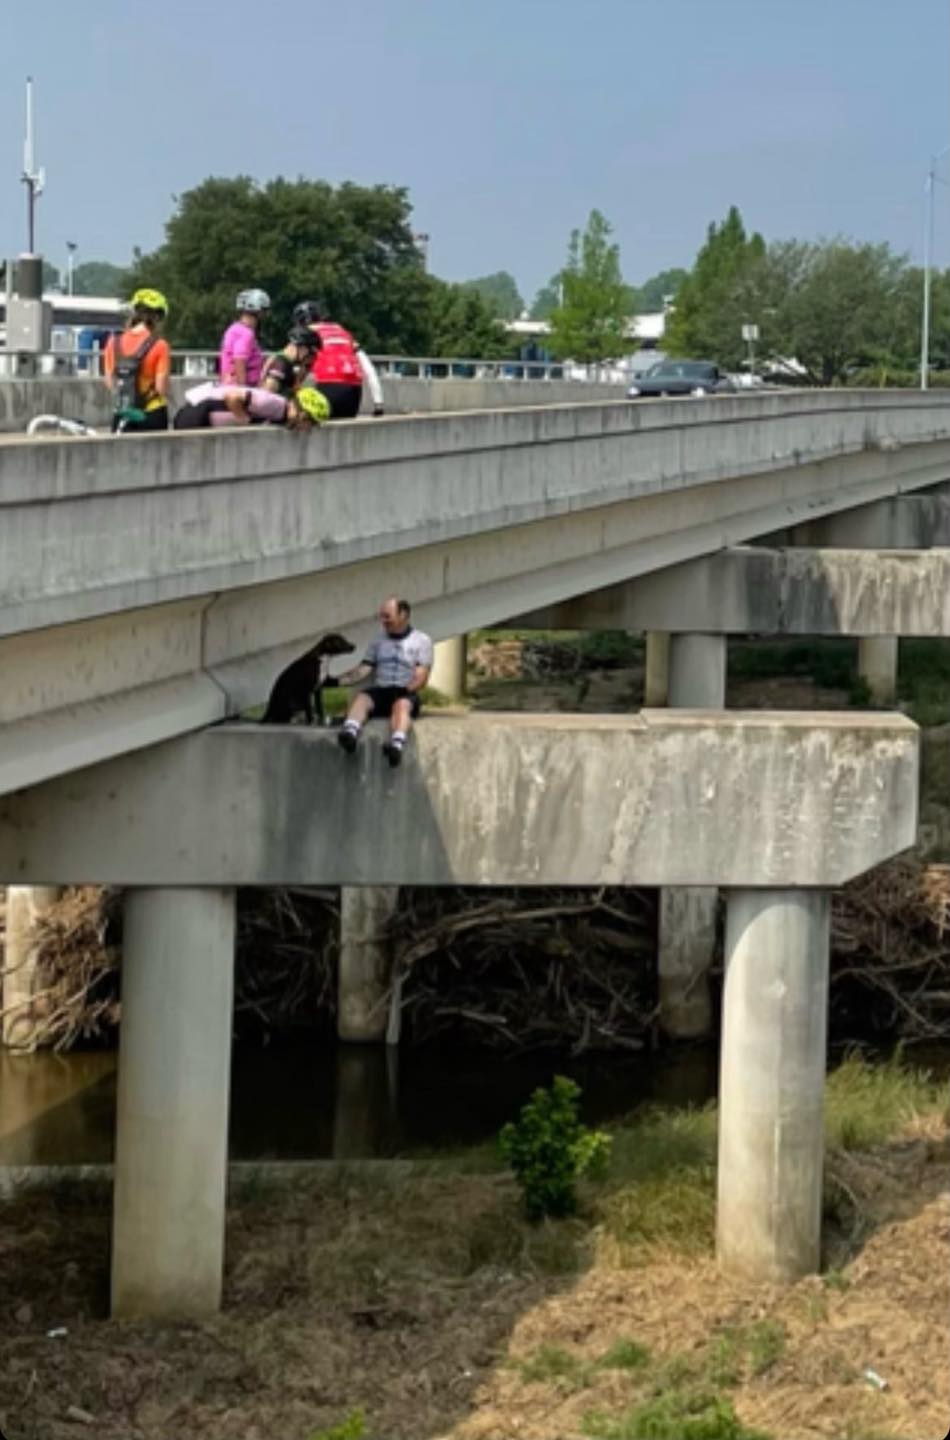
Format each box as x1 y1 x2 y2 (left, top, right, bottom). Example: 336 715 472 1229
921 146 949 391
21 77 45 255
66 241 77 295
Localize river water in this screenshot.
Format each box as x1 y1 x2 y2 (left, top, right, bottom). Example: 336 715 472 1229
0 1038 720 1166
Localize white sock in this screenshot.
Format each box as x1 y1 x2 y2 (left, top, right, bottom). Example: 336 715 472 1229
390 730 406 746
343 719 361 734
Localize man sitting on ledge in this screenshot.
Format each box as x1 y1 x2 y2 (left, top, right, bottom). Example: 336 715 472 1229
336 597 433 768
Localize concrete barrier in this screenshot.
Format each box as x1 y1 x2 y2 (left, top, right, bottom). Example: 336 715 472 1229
0 374 629 431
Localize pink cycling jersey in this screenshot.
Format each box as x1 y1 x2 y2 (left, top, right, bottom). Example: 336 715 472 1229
219 320 264 385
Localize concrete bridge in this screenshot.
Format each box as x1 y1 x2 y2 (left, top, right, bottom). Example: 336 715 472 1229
2 387 950 1320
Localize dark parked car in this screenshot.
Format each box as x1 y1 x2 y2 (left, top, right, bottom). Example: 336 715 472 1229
626 360 735 399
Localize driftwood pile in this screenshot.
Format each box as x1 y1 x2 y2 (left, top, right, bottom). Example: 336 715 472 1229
2 860 949 1052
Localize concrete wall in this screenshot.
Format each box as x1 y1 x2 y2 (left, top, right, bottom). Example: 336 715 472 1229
0 711 918 888
512 545 950 637
0 375 630 432
1 390 949 796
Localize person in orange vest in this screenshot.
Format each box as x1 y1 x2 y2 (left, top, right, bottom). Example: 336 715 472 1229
103 288 171 433
291 300 385 419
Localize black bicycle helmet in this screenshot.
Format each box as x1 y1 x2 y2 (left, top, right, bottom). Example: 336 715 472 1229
292 300 323 326
289 325 321 352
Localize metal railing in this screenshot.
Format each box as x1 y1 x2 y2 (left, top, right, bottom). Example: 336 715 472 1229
0 348 636 384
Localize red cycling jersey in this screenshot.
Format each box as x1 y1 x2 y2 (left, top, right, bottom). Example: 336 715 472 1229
311 322 362 385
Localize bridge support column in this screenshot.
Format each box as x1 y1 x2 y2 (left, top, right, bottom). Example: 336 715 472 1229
429 635 467 702
2 886 62 1050
644 631 670 706
657 634 727 1037
338 886 399 1042
858 636 899 706
112 887 235 1319
717 888 829 1282
668 633 727 709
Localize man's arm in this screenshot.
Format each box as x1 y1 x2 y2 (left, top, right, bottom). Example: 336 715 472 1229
405 662 430 694
357 348 385 414
335 661 374 686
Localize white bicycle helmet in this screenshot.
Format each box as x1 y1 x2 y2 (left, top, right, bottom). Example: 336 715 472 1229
236 288 271 313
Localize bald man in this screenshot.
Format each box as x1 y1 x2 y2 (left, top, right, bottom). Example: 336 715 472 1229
336 597 433 767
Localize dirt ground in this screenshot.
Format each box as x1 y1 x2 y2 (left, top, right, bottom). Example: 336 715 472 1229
1 1127 947 1440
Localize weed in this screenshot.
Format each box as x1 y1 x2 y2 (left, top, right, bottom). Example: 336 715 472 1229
823 1268 851 1292
582 1389 772 1439
596 1338 652 1373
744 1320 786 1377
825 1049 948 1152
515 1343 590 1387
499 1076 611 1220
309 1409 366 1440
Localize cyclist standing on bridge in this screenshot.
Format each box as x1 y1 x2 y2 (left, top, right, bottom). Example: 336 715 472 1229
103 288 171 433
292 300 385 419
219 289 271 386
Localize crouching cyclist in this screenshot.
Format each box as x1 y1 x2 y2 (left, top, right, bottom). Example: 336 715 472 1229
292 300 385 418
173 382 329 431
258 326 322 398
103 288 171 432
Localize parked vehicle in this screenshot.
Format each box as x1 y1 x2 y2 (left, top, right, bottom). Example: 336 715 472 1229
626 360 735 399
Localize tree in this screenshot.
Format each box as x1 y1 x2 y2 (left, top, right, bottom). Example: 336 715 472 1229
127 176 434 352
71 261 126 297
664 207 767 368
548 210 631 364
461 270 523 320
529 278 561 320
636 267 688 312
41 260 60 291
426 280 510 358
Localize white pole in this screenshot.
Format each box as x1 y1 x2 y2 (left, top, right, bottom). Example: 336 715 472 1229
922 165 934 391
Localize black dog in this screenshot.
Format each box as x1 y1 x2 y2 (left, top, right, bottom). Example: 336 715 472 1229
260 633 356 725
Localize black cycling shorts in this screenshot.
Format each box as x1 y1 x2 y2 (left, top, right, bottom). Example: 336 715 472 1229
315 382 362 419
113 406 168 434
366 686 421 720
173 399 229 430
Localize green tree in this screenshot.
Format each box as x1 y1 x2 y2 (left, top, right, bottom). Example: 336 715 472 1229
71 260 126 297
664 206 767 368
636 266 688 311
529 277 561 320
461 270 524 320
769 239 907 384
426 280 510 357
548 210 631 364
128 175 433 352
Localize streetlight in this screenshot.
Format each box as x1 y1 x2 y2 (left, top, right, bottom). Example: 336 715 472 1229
66 242 77 296
920 146 949 391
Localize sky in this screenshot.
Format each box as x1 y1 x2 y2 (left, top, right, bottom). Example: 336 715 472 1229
2 0 949 303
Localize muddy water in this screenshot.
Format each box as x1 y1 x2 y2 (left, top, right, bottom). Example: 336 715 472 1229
0 1039 719 1166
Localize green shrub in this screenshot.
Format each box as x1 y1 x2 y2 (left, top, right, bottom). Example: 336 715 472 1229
583 1390 772 1439
499 1076 611 1220
310 1410 366 1440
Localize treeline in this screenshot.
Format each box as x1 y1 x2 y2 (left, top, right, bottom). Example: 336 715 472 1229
124 177 509 357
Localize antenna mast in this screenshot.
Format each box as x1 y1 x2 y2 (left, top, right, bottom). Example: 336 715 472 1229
22 76 45 253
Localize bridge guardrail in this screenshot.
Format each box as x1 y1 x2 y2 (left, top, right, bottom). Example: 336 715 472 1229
0 349 632 384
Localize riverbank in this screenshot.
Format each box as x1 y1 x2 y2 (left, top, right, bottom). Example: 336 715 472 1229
1 1054 946 1440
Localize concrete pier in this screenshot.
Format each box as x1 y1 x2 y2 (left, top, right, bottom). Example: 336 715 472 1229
2 886 61 1050
644 631 670 706
717 888 830 1282
668 634 727 709
338 886 400 1042
658 635 728 1037
111 887 235 1319
858 636 899 705
657 888 717 1038
429 635 467 702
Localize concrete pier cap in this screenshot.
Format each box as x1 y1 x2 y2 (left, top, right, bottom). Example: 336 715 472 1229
0 711 919 889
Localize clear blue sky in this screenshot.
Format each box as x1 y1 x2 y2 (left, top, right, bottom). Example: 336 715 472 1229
2 0 948 302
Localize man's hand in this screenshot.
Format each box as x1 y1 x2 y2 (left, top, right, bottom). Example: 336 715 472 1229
335 662 373 687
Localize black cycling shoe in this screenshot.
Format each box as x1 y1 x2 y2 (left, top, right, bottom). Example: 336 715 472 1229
337 728 358 754
384 740 404 769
